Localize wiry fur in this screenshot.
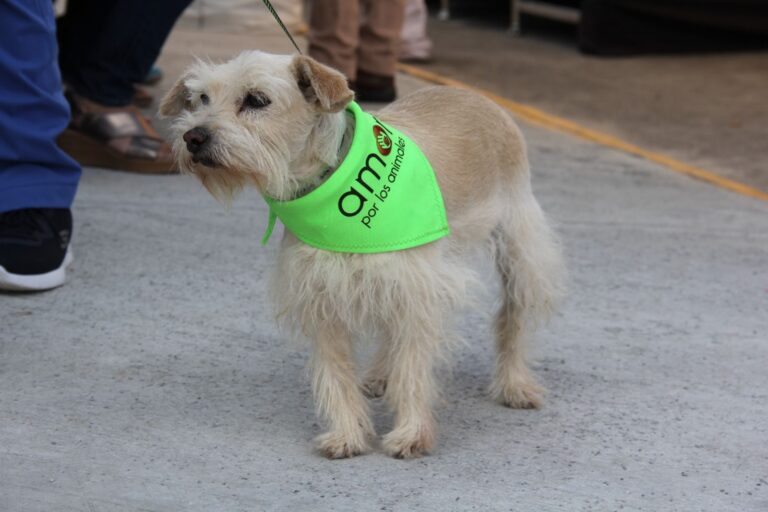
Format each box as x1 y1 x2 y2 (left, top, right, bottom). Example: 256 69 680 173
160 52 349 201
162 51 565 459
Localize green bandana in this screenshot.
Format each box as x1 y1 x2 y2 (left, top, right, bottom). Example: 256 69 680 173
261 101 449 253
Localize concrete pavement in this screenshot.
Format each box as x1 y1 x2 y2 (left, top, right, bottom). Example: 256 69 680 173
1 22 767 512
425 17 768 193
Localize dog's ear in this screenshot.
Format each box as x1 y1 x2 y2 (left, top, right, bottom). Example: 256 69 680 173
159 75 191 117
292 55 354 113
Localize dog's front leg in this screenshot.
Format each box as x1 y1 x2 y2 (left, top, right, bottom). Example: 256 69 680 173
381 316 440 459
311 320 374 459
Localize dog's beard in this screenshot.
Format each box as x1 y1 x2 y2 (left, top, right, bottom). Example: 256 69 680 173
197 167 251 202
174 143 247 201
191 154 217 168
171 119 327 202
176 142 296 202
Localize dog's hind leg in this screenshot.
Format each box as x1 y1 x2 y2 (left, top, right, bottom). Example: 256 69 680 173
362 341 390 399
490 193 564 409
311 319 374 458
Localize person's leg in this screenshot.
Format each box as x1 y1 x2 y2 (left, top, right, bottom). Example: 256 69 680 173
56 0 112 93
400 0 432 61
0 0 81 213
357 0 406 101
358 0 406 76
55 0 192 174
308 0 360 81
0 0 80 291
58 0 192 106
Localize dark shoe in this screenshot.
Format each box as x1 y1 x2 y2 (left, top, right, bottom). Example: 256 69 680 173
0 208 73 291
58 91 177 175
354 70 397 103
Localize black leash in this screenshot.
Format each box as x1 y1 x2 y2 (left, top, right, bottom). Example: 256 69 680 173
261 0 303 54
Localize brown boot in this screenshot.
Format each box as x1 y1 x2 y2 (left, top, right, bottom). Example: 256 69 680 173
354 70 397 103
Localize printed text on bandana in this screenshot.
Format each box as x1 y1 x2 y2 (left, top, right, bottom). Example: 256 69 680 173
337 120 408 230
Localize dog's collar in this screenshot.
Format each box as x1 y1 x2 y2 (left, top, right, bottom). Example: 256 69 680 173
291 128 347 199
260 101 449 253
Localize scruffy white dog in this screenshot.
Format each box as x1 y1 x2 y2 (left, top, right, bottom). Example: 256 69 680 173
160 51 564 459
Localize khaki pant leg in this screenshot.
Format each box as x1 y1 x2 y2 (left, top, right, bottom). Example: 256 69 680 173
357 0 406 77
308 0 360 80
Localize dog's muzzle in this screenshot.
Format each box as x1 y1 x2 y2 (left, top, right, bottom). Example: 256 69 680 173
183 127 217 167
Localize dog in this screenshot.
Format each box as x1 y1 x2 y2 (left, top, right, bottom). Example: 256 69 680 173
160 51 565 459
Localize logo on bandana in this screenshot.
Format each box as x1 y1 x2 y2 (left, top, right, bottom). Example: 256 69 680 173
373 125 392 156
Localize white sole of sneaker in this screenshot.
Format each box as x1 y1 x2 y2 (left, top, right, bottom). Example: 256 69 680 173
0 248 73 292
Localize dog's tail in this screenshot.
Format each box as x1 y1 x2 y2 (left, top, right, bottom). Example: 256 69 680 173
492 189 566 327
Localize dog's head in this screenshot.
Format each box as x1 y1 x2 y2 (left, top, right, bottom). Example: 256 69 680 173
160 51 353 200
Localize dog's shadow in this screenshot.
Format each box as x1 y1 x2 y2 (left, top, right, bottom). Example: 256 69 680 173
165 324 567 457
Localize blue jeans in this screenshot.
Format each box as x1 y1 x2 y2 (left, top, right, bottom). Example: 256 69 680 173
0 0 81 214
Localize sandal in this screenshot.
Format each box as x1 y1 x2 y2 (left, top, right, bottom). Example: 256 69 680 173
132 85 154 108
58 91 177 175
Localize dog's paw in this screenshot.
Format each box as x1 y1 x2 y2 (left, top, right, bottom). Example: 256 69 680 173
315 431 370 459
361 377 387 399
494 378 545 409
382 426 434 459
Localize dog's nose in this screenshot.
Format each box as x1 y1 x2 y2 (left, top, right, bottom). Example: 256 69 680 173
183 127 210 154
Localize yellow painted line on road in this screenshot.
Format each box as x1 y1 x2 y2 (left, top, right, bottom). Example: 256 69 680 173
398 63 768 202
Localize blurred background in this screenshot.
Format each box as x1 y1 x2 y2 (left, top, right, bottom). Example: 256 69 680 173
174 0 768 192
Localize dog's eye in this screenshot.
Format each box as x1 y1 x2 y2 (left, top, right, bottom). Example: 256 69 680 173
241 92 271 112
200 93 210 105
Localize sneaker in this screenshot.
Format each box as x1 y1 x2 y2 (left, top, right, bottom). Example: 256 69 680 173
0 208 74 292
